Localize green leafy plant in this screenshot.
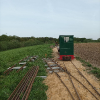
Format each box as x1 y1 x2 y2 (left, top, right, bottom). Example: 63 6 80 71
76 56 100 79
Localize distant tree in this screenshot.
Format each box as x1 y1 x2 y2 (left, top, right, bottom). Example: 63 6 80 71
97 38 100 42
0 34 8 41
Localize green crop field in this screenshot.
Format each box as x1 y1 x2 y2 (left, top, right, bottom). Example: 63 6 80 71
0 44 53 100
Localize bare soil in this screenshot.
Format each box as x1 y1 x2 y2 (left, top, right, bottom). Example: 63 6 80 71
44 47 100 100
74 43 100 68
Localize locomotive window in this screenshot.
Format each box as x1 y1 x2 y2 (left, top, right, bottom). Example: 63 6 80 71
64 37 69 42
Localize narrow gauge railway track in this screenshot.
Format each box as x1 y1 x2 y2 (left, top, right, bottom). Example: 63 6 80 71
4 56 29 74
7 66 39 100
43 58 100 100
4 56 37 75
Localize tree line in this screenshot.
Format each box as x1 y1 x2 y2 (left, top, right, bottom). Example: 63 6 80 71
0 34 100 51
0 34 58 51
74 37 100 43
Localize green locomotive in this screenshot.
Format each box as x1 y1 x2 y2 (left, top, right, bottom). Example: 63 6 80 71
59 35 75 60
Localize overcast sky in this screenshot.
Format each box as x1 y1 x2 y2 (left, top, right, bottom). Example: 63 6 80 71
0 0 100 39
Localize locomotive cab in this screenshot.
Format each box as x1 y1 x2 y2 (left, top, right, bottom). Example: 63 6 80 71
59 35 75 61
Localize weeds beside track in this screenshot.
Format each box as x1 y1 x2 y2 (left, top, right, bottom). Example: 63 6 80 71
0 44 53 100
76 56 100 79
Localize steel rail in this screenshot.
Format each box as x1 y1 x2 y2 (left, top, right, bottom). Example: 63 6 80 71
71 61 100 97
4 56 29 75
24 66 39 100
4 56 35 75
8 68 33 100
51 59 99 100
22 66 39 100
12 67 35 100
6 68 13 75
51 58 81 100
17 56 36 73
8 66 38 100
13 67 36 100
43 58 75 100
4 64 16 74
69 72 99 100
18 56 29 63
16 63 26 73
55 72 75 100
17 66 36 99
47 58 81 100
63 62 81 100
18 67 35 94
7 67 33 100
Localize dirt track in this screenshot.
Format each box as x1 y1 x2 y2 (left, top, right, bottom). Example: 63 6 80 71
44 47 100 100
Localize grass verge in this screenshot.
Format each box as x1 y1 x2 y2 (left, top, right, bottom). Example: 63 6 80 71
75 56 100 79
0 44 53 100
